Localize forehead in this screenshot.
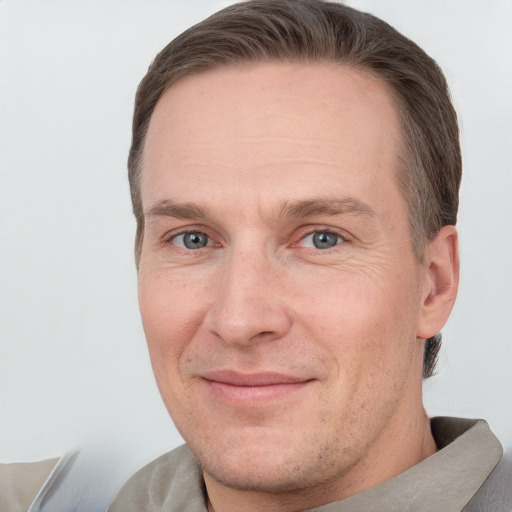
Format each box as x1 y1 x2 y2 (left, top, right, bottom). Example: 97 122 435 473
141 62 404 213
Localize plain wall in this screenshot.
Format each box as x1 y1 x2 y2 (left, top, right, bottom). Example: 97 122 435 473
1 1 511 510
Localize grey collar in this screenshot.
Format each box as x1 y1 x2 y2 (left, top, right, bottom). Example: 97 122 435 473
109 417 502 512
305 418 502 512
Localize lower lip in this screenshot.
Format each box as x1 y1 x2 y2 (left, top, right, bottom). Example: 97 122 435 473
204 380 311 406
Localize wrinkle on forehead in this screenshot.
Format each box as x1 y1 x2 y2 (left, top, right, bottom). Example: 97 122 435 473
144 62 402 162
141 61 406 231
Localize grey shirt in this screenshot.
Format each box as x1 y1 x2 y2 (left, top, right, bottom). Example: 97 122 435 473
109 418 505 512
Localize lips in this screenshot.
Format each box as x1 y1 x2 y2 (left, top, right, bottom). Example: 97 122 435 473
203 370 309 386
200 370 313 406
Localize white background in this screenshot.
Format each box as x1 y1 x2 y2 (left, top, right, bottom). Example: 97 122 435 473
1 1 511 510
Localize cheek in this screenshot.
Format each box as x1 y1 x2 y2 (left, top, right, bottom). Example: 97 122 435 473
137 272 206 385
299 270 420 375
299 275 421 433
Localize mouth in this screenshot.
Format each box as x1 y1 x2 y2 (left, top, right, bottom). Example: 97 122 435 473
200 370 313 406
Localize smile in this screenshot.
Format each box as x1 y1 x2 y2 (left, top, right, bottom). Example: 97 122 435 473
200 371 313 406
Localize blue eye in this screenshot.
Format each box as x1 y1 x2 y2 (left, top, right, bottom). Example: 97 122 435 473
302 231 342 249
173 231 210 249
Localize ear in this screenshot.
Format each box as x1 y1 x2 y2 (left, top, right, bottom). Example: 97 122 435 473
417 225 460 339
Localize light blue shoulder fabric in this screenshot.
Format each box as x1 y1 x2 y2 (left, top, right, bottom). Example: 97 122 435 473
27 452 78 512
0 452 78 512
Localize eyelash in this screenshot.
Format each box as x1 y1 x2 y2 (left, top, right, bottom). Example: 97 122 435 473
165 227 348 252
294 228 346 250
167 229 216 249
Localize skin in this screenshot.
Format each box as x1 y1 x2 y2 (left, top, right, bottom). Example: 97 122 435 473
137 63 459 512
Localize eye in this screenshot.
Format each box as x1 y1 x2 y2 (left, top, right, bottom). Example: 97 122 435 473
172 231 211 250
300 230 343 249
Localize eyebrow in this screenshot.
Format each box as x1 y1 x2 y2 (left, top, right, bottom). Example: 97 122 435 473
144 197 375 222
277 197 375 219
145 201 210 220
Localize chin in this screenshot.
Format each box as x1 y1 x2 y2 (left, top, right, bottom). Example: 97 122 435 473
186 425 347 494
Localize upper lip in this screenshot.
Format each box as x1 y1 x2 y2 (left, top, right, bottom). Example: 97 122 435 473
201 370 311 386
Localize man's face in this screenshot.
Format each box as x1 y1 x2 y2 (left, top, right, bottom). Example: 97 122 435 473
138 63 428 498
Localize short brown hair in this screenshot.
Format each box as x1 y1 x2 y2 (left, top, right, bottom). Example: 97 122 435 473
128 0 462 377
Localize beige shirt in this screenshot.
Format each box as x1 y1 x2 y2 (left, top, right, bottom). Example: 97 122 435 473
0 453 77 512
109 417 505 512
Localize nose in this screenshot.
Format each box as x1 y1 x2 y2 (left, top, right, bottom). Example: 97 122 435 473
205 248 293 346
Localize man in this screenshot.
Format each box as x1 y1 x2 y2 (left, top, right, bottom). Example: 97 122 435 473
110 1 503 510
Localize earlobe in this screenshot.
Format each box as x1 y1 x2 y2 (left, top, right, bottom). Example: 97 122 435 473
417 225 460 339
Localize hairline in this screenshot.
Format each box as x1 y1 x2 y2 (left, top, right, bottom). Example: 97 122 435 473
132 58 427 265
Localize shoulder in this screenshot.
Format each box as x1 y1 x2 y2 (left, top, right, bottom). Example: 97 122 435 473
109 444 207 512
0 457 60 512
431 417 511 512
463 454 512 512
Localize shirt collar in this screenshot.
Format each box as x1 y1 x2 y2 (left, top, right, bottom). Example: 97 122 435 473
305 418 502 512
126 417 502 512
